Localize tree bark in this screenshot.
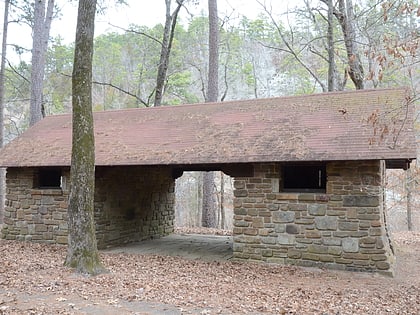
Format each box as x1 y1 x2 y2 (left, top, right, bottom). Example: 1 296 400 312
65 0 105 275
0 0 10 223
29 0 54 126
202 172 216 228
207 0 219 103
202 0 219 229
220 172 225 229
405 168 413 231
154 0 184 106
326 0 335 91
334 0 364 89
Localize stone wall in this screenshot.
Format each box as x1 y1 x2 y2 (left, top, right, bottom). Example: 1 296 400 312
232 161 395 275
2 167 70 244
1 166 175 249
94 166 175 249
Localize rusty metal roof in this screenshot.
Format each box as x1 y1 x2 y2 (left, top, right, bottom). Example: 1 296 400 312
0 88 416 168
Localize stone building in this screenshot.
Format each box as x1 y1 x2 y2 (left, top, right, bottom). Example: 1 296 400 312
0 88 416 275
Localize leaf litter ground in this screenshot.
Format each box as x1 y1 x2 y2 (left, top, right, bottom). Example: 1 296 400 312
0 229 419 314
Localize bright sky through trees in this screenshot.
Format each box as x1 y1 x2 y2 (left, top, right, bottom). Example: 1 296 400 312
59 0 286 40
5 0 284 42
1 0 288 62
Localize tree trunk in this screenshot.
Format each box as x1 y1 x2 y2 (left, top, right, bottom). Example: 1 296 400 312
335 0 364 89
65 0 105 275
0 0 8 147
0 0 10 223
207 0 219 103
220 172 225 229
405 168 413 231
154 0 184 106
202 172 217 227
326 0 335 91
202 0 219 228
197 171 203 227
29 0 55 126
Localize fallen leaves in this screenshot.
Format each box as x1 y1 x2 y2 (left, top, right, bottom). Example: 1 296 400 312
0 231 418 314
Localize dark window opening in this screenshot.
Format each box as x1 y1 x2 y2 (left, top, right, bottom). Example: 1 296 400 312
36 169 62 189
282 164 326 193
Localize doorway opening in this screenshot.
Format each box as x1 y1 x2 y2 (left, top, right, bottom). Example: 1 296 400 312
175 171 234 234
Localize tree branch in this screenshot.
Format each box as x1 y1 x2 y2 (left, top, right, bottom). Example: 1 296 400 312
6 60 30 83
256 0 327 92
93 80 150 107
108 23 163 47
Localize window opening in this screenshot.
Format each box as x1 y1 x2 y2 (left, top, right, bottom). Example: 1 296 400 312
36 169 62 189
282 164 326 193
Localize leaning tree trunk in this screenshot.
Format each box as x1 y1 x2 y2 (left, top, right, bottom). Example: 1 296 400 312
154 0 184 106
65 0 105 275
29 0 55 126
335 0 364 89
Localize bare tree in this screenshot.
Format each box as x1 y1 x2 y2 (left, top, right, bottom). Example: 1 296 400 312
325 0 335 91
220 172 225 229
207 0 219 103
0 0 9 146
257 0 328 92
405 167 413 231
202 0 219 228
0 0 10 223
65 0 105 275
154 0 185 106
333 0 364 89
29 0 55 126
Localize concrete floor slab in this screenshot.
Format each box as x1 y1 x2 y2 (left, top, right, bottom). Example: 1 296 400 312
102 234 233 262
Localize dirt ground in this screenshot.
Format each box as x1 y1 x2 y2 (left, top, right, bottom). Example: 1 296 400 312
0 230 419 315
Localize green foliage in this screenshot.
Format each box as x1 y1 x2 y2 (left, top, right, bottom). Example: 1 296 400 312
165 71 199 105
240 14 278 42
243 62 256 87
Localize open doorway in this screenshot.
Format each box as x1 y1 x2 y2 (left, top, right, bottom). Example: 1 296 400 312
105 169 235 261
104 171 234 261
174 171 234 234
386 162 420 232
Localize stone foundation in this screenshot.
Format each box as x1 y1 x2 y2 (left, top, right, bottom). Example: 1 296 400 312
1 166 175 249
232 161 395 275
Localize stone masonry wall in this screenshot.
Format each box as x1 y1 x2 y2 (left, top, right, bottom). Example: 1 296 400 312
233 161 395 275
1 166 175 249
2 167 70 244
94 166 175 249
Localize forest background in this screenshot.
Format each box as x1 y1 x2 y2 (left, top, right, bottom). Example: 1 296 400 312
0 0 419 232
